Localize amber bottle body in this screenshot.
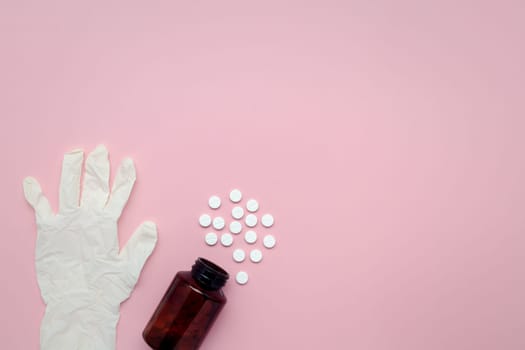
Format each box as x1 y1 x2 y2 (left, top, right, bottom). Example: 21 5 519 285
143 258 228 350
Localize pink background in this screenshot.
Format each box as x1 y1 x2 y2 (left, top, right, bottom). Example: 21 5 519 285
1 0 525 349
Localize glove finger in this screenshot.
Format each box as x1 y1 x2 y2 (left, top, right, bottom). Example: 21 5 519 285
119 221 158 287
59 149 83 213
105 158 136 218
23 177 53 220
81 145 110 209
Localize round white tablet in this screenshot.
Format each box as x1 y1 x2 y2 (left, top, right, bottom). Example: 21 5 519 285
229 189 242 203
244 230 257 244
220 233 234 247
208 195 221 209
263 234 276 249
212 216 225 230
250 249 263 263
229 221 242 234
236 271 249 285
233 248 246 262
232 206 244 219
199 214 212 227
261 214 274 227
245 214 258 227
204 232 218 246
246 199 259 212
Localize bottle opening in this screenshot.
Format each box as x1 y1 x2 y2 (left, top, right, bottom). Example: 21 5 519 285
192 257 229 291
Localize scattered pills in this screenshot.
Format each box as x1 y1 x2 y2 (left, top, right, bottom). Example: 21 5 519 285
246 199 259 212
245 214 258 227
236 271 249 285
220 233 234 247
208 195 221 209
244 230 257 244
261 214 274 228
201 191 277 286
233 248 246 262
199 214 212 228
229 189 242 203
263 234 276 249
250 249 263 263
229 221 242 234
212 216 225 230
204 232 218 246
231 206 244 219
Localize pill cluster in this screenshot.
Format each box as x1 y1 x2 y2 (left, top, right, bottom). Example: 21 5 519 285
199 189 277 285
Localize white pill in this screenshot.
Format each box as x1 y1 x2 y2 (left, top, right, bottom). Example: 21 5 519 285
246 199 259 212
199 214 212 227
236 271 249 285
263 234 276 249
212 216 225 230
229 189 242 203
250 249 263 263
204 232 218 246
233 248 246 262
261 214 274 227
229 221 242 234
208 195 221 209
231 206 244 219
245 214 258 227
220 233 234 247
244 230 257 244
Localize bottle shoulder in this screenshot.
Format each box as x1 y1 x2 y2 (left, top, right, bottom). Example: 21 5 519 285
176 271 227 303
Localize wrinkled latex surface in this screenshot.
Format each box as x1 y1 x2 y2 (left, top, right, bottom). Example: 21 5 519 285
23 145 158 350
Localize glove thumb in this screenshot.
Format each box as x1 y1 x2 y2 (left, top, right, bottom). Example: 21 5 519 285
120 221 158 288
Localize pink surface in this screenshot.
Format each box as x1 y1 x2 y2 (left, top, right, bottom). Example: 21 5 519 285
1 1 525 349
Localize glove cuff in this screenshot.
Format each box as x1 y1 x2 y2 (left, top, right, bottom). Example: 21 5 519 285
41 294 120 350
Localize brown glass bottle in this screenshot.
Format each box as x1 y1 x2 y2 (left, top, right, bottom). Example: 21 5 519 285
143 258 229 350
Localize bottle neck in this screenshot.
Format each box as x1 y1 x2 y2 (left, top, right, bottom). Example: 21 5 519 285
191 258 229 291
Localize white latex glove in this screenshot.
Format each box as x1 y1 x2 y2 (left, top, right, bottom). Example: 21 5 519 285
23 145 158 350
